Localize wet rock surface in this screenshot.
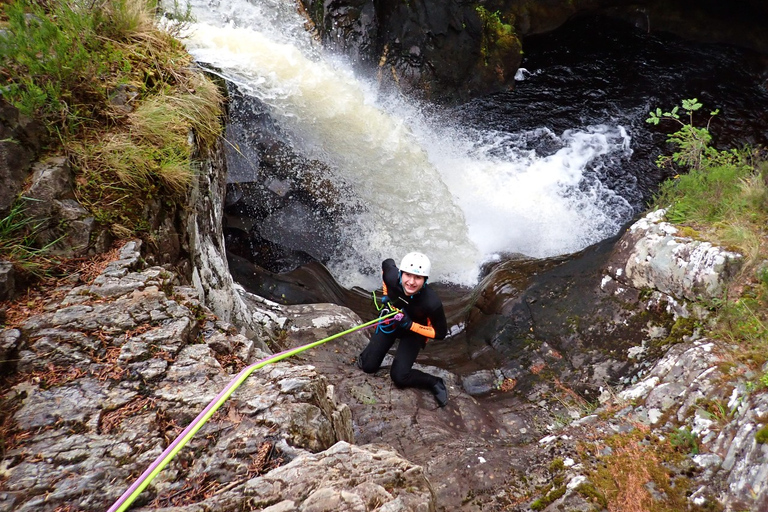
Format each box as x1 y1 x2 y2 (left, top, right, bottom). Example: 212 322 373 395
2 94 766 509
299 0 768 103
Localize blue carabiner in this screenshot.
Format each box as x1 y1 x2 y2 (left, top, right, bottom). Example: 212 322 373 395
375 306 398 334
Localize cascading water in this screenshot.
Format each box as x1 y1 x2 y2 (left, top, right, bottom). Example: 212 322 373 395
181 2 480 286
177 0 731 290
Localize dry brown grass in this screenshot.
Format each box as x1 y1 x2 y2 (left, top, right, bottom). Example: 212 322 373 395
577 423 701 512
78 244 124 283
213 351 248 374
1 289 59 329
101 0 156 37
0 392 26 457
246 441 284 478
0 242 125 329
73 67 224 231
52 505 80 512
606 440 655 512
93 346 126 381
29 363 88 389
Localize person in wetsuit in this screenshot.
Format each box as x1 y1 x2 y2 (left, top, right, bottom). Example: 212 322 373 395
357 251 449 407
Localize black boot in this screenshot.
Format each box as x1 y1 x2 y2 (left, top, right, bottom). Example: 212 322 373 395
432 378 448 408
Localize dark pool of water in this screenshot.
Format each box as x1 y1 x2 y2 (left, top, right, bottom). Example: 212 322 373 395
450 14 768 211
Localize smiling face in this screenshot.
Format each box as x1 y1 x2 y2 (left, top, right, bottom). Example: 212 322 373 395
401 271 426 295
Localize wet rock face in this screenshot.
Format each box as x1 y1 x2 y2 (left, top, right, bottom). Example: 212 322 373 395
461 233 667 401
300 0 521 103
0 241 434 512
0 202 764 512
222 89 351 275
452 208 747 435
277 300 548 511
0 99 45 218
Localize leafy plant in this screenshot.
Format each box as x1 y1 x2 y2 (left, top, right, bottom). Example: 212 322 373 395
648 99 768 274
647 99 759 222
646 98 735 170
2 0 223 240
669 427 699 455
475 7 520 67
0 0 140 137
160 0 196 36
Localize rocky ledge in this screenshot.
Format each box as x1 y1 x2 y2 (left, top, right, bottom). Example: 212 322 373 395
2 207 766 512
0 241 433 511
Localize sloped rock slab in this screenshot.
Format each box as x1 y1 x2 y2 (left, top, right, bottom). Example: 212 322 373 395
280 302 548 511
0 241 416 512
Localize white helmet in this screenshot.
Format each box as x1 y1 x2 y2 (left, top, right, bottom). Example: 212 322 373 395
399 252 431 277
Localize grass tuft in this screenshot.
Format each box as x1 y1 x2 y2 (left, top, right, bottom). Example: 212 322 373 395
1 0 224 243
0 199 60 277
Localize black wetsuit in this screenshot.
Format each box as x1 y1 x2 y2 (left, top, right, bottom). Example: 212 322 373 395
358 258 448 390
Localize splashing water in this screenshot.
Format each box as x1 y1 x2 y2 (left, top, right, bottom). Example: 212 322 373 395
178 0 635 288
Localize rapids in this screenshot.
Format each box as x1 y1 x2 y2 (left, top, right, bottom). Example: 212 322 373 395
178 1 768 291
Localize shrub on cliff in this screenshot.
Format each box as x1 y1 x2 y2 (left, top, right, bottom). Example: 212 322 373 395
0 0 223 266
647 98 768 370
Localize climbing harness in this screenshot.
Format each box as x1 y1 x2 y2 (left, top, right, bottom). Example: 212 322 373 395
375 306 398 333
371 290 405 334
107 310 398 512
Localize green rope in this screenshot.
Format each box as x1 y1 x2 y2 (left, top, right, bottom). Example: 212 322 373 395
109 310 397 512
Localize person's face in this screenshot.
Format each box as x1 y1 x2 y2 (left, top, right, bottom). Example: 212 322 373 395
401 271 426 295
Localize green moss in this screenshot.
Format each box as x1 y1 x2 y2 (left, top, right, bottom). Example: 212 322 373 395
474 6 521 67
677 225 702 239
575 482 608 508
549 457 565 473
755 426 768 444
530 485 566 510
656 315 698 349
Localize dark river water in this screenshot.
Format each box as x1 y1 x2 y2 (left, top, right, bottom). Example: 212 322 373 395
451 14 768 211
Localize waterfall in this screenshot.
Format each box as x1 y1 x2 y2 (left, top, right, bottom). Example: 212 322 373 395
178 0 634 289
